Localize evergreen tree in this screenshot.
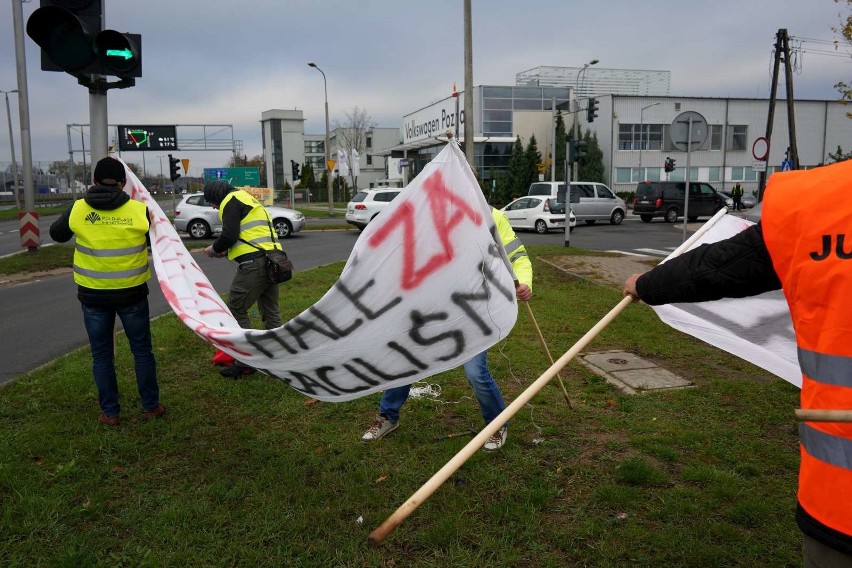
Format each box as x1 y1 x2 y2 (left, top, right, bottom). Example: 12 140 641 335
506 136 528 200
555 111 568 181
297 163 316 190
828 145 852 163
578 130 605 183
524 135 542 190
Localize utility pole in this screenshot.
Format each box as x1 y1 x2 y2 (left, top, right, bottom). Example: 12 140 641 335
12 0 38 251
781 30 799 170
463 0 474 171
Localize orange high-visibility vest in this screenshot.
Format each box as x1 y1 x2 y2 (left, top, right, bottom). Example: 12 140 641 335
762 159 852 538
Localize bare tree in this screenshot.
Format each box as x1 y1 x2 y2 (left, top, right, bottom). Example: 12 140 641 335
332 107 375 192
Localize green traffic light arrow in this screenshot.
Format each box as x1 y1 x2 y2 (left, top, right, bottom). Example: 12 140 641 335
106 48 133 60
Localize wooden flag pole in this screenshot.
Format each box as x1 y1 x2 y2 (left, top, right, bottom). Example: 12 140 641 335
368 295 635 545
369 210 731 544
523 301 573 408
795 409 852 422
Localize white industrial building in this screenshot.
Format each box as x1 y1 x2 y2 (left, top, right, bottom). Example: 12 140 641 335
516 66 671 98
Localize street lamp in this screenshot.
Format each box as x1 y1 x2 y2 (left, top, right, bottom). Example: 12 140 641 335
572 59 598 182
1 89 21 209
639 102 661 181
308 61 333 215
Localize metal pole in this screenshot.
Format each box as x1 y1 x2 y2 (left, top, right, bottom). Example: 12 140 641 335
639 102 660 182
682 117 693 242
12 0 36 250
89 85 108 165
463 0 475 171
550 97 556 182
2 90 21 209
308 62 333 215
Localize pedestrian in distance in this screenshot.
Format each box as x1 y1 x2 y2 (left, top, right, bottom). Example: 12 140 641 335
49 156 165 426
731 182 744 211
361 207 532 452
622 160 852 567
202 181 284 378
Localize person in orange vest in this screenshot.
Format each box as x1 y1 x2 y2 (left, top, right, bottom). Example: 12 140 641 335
622 159 852 565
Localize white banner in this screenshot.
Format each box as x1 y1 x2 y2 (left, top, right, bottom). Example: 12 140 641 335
337 148 349 177
351 148 360 177
119 142 518 402
652 214 801 387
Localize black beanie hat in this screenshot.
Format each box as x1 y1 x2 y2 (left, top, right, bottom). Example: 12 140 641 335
93 157 126 186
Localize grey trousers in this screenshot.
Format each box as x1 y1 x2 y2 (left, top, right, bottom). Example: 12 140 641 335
227 257 282 330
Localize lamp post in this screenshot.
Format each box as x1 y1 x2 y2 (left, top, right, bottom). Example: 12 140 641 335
638 102 660 181
572 59 598 182
1 89 21 209
156 155 166 192
308 62 333 215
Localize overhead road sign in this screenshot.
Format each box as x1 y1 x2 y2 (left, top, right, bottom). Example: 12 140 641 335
117 125 177 151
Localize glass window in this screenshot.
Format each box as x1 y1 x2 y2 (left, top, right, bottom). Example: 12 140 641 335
670 168 685 181
710 125 722 150
513 99 543 110
304 140 324 153
729 125 747 151
483 122 512 135
743 168 758 181
483 110 512 121
689 167 699 181
616 168 632 183
708 167 721 182
731 167 744 181
646 168 661 182
483 98 512 110
596 185 614 199
366 154 373 166
512 87 542 98
366 136 372 149
618 124 634 150
482 86 513 98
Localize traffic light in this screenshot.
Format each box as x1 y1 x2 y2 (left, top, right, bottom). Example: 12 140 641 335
664 157 677 173
575 140 588 164
586 97 599 123
26 0 142 78
168 154 181 182
291 160 301 181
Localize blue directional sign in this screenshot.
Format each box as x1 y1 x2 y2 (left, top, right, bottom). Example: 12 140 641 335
781 160 793 172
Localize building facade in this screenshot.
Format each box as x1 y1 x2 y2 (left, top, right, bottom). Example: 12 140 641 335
260 109 400 192
579 95 852 195
516 66 671 98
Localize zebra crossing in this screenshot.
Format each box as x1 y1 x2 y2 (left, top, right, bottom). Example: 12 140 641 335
606 246 678 259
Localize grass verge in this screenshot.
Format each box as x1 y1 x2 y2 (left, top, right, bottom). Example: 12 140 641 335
0 246 802 566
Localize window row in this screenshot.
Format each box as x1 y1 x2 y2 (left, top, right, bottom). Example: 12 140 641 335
615 165 768 184
617 124 747 152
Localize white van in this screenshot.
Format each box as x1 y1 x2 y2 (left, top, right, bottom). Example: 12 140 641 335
528 181 626 225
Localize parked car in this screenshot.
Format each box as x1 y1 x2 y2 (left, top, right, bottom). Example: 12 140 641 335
345 188 402 231
528 181 626 225
173 193 305 239
718 190 756 209
632 181 728 223
500 196 576 234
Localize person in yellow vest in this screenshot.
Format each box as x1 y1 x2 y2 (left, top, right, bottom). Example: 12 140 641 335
623 159 852 565
202 181 283 378
731 182 744 211
361 207 532 452
49 157 164 426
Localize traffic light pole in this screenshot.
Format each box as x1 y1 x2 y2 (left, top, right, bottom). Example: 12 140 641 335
89 80 109 166
12 0 37 251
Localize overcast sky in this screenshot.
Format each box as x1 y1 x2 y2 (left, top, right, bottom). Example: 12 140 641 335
1 0 850 176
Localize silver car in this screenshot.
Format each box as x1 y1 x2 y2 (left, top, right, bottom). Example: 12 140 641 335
173 193 305 239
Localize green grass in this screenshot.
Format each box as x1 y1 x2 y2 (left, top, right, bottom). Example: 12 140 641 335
0 245 802 566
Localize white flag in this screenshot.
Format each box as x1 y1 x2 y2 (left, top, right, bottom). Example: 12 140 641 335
337 148 349 177
651 214 801 387
351 148 360 177
117 142 518 402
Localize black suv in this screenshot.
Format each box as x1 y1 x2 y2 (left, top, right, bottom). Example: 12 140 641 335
633 181 728 223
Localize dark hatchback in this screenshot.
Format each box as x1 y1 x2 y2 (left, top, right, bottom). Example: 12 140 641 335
633 181 728 223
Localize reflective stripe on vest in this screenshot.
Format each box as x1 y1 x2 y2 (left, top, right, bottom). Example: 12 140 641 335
761 159 852 538
68 198 150 290
219 190 283 260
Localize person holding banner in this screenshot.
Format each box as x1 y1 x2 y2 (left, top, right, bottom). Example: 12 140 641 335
49 157 165 426
202 180 284 378
361 207 532 452
623 160 852 566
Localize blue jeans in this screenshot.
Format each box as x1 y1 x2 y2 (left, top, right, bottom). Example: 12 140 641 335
81 298 159 417
379 350 507 428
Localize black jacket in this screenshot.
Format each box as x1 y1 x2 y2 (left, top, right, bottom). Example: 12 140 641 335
635 222 852 555
50 184 150 308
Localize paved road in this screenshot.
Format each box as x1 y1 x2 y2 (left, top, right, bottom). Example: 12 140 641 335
0 231 355 386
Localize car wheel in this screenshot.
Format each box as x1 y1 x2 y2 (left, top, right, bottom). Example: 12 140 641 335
640 214 653 223
610 210 625 225
273 218 293 239
188 220 211 239
534 219 548 234
664 208 679 223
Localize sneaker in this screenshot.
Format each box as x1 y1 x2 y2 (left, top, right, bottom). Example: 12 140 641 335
143 404 166 419
361 414 399 441
482 425 508 452
98 413 120 426
219 363 255 378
